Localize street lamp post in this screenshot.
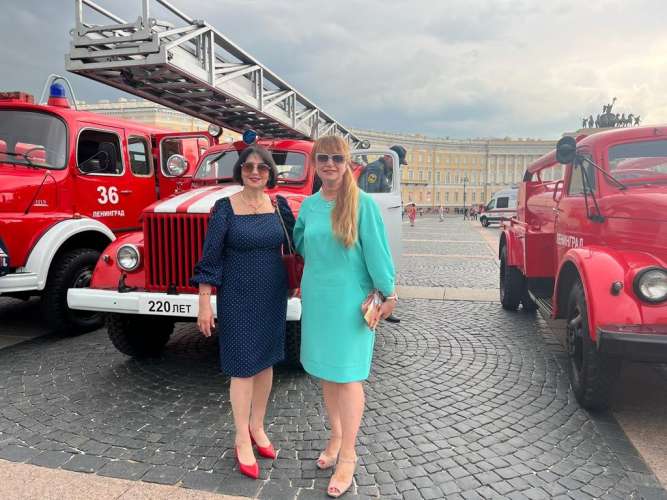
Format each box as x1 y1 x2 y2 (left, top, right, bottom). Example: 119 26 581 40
463 176 469 218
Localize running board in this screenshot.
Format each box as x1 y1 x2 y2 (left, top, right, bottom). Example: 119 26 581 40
533 295 553 316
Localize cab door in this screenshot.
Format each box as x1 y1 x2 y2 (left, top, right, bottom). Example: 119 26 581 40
74 124 139 231
351 149 403 263
554 151 602 262
154 132 214 197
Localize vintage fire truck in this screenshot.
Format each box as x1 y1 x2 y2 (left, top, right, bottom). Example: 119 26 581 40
499 128 667 410
63 0 402 363
0 80 216 333
67 137 402 363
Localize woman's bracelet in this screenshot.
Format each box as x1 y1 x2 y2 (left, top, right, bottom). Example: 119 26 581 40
198 291 211 296
384 294 398 302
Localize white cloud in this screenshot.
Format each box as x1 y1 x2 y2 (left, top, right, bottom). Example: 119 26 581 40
2 0 667 138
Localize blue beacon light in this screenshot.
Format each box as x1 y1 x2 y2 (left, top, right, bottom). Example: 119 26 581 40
242 129 258 145
50 83 66 98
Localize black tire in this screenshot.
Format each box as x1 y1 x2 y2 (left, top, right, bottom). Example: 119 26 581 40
521 289 538 312
107 313 174 358
41 248 104 335
283 321 302 368
566 281 619 411
499 245 523 311
481 216 490 227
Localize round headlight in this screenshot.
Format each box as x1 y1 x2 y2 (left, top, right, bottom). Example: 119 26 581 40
208 124 222 137
117 244 140 272
634 268 667 303
165 154 188 176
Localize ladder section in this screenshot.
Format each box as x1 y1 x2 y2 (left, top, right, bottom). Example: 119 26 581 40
66 0 362 145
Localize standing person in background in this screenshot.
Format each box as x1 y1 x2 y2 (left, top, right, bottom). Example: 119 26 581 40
294 136 397 498
439 205 445 222
407 203 417 226
357 144 407 194
191 145 295 480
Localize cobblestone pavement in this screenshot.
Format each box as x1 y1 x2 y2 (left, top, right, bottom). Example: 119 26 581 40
0 216 665 499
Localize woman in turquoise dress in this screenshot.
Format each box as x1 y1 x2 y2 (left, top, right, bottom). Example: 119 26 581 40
293 136 397 497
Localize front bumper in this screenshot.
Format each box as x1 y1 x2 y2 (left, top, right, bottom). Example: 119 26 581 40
67 288 302 322
0 271 39 294
598 324 667 362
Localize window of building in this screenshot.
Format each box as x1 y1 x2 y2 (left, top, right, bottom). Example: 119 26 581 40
472 191 476 202
436 171 441 183
446 172 451 184
436 191 440 202
408 170 413 180
445 192 449 202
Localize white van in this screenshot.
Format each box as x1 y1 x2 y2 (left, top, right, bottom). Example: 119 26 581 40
480 187 517 227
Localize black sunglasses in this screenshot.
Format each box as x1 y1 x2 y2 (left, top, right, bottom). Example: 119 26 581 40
315 153 346 164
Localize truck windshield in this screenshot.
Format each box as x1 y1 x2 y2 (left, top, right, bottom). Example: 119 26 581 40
193 149 306 183
608 139 667 184
0 110 67 169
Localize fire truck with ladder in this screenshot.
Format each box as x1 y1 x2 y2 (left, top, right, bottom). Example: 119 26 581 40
0 76 217 334
499 130 667 410
63 0 403 363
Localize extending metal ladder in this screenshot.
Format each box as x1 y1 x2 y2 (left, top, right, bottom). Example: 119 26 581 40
66 0 362 145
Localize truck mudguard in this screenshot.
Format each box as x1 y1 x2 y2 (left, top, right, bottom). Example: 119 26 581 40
24 218 115 290
555 246 663 341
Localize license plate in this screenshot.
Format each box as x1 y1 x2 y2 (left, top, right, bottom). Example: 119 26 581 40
138 296 196 317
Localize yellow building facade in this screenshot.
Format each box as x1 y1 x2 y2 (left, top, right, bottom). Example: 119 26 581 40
353 130 558 208
79 98 557 208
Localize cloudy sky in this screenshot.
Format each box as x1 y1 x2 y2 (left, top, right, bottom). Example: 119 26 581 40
2 0 666 139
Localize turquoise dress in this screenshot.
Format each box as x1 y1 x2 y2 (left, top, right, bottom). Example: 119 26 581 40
293 191 395 383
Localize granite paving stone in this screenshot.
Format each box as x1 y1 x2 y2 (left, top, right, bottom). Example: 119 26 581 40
0 218 664 498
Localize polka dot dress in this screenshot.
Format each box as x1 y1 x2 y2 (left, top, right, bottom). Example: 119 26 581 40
191 196 294 377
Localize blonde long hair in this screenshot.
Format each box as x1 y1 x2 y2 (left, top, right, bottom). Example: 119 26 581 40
311 136 359 247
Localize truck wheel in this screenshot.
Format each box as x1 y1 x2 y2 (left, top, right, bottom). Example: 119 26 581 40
107 313 174 358
481 216 490 227
521 289 538 312
566 281 619 411
499 245 522 311
41 248 104 335
283 321 302 368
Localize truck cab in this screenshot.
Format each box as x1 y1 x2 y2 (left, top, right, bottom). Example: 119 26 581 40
0 85 214 333
499 127 667 410
67 138 403 364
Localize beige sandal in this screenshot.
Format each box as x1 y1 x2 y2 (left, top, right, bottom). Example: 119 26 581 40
327 456 357 498
317 435 341 470
316 452 338 470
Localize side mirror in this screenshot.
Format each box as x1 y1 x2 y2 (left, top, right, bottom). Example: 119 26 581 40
552 179 564 202
556 136 576 164
166 154 188 176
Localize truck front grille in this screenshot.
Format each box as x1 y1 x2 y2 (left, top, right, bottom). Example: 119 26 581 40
144 213 209 292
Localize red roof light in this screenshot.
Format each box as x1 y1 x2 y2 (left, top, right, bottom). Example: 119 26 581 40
0 92 35 104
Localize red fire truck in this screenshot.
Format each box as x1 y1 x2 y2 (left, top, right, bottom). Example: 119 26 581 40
499 128 667 410
0 81 216 333
66 137 402 363
63 0 402 364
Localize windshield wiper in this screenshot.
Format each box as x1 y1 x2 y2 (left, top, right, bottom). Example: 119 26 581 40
1 152 50 169
580 156 627 190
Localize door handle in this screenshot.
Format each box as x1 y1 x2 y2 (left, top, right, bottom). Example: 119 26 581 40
120 190 133 195
552 207 562 213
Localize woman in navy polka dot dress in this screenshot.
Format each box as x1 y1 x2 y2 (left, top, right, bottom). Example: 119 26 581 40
191 145 295 479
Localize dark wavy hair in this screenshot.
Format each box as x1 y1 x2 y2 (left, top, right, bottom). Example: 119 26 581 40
232 145 278 188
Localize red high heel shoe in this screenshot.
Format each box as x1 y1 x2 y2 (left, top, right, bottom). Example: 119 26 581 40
235 446 259 479
249 427 277 459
